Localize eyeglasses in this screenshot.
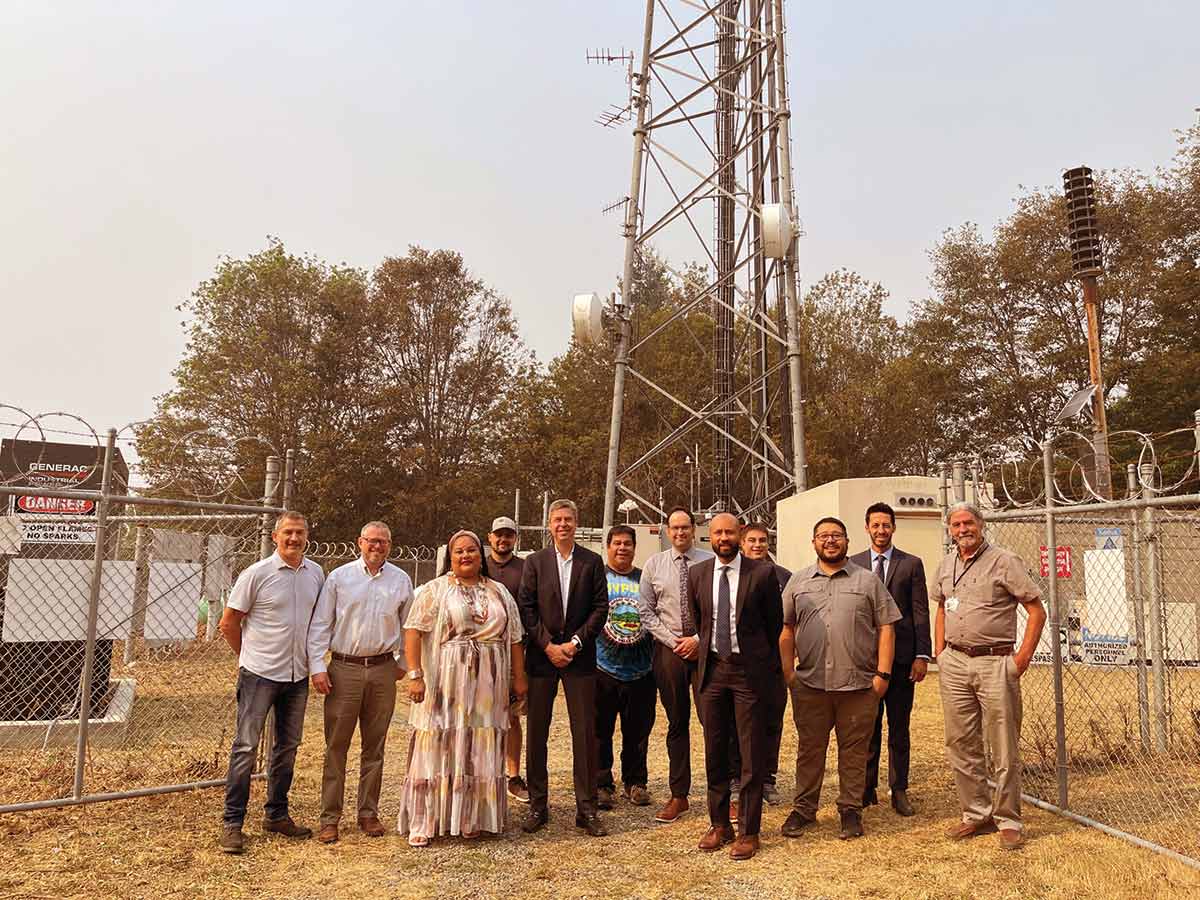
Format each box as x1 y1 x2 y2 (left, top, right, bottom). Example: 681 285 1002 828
361 538 390 547
814 533 847 544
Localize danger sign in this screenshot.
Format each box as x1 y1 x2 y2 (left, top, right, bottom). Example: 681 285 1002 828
1039 545 1072 578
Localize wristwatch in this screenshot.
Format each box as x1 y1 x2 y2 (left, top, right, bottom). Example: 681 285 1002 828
874 670 891 681
407 669 424 681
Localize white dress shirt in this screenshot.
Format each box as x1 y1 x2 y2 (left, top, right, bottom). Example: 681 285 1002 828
710 553 742 654
556 544 575 616
306 558 415 675
227 552 325 682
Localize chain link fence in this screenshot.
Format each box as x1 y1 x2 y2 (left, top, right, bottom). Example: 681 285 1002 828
305 541 439 587
0 418 288 813
946 415 1200 866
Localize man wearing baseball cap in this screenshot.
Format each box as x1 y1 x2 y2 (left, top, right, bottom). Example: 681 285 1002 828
487 515 529 803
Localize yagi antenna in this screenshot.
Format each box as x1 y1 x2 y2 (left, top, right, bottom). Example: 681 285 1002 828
586 47 634 65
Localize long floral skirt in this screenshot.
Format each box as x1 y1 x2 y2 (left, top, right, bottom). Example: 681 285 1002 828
397 639 510 837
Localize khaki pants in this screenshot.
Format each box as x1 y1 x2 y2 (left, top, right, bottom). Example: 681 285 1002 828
320 658 398 826
938 647 1023 831
789 682 877 817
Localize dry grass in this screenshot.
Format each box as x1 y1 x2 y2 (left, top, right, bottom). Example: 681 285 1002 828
3 673 1200 900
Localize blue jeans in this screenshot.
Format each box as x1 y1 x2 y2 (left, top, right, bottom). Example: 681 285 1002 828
222 668 309 827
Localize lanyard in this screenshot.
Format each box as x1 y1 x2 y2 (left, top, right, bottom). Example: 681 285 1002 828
952 545 985 588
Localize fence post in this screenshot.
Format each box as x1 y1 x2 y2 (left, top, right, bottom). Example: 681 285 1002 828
74 428 117 800
1126 463 1151 752
282 449 295 510
951 458 966 504
125 522 150 665
541 491 550 549
938 464 951 556
260 456 281 560
1140 461 1169 752
1041 439 1069 808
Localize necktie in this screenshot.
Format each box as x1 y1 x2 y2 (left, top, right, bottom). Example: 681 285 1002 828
678 555 696 636
716 566 732 659
874 554 886 584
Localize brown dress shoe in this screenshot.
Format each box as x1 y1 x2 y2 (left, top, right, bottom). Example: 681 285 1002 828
945 819 997 840
730 834 760 860
998 828 1025 850
698 824 736 851
357 816 386 837
262 817 312 839
317 824 339 844
655 796 689 823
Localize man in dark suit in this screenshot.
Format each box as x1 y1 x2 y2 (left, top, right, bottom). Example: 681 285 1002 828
739 522 791 807
688 513 783 861
517 498 610 837
850 501 931 817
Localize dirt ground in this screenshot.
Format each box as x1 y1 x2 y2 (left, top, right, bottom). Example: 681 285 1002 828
4 673 1200 900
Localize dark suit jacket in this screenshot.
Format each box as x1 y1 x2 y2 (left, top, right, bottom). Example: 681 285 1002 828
687 554 783 693
850 546 931 665
517 543 608 677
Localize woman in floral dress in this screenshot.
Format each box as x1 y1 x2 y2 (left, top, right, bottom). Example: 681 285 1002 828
397 529 527 846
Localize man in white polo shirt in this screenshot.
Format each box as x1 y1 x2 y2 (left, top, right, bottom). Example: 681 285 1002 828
217 510 325 854
307 520 414 843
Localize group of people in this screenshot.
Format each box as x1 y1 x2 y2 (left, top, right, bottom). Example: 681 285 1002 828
215 498 1046 860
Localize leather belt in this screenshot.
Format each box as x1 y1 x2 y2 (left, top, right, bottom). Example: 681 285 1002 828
947 642 1014 658
331 651 394 667
716 653 744 664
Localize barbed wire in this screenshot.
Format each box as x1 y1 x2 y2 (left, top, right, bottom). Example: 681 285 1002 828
964 419 1200 512
0 403 281 504
304 541 438 562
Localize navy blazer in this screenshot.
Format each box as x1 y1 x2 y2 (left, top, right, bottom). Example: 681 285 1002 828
849 546 931 665
517 544 608 677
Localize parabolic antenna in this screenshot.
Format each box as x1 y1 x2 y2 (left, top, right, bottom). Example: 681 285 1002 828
761 203 793 260
1054 385 1097 424
572 293 606 345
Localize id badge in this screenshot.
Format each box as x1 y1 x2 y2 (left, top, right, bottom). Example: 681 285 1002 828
945 596 960 613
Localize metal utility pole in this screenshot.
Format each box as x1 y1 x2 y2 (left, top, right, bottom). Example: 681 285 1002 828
597 0 808 529
1063 166 1112 499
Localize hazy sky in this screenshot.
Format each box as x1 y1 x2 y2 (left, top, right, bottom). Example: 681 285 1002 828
2 1 1196 435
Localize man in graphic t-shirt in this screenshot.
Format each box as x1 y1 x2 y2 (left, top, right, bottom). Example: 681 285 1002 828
594 524 656 809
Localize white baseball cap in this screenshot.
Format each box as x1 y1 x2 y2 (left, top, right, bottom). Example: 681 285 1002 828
490 516 518 533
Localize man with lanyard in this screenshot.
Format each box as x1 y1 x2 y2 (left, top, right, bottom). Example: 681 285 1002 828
486 515 529 804
594 525 656 810
307 520 414 844
217 511 325 854
638 506 714 824
934 502 1045 850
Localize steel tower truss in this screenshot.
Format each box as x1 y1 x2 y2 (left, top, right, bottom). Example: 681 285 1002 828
601 0 808 529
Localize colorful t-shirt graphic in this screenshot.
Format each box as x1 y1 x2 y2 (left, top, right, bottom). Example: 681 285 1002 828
598 566 652 681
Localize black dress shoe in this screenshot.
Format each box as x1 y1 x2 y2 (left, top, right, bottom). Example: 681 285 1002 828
862 790 879 807
891 789 915 817
781 810 816 838
522 809 548 833
575 813 609 837
839 809 864 840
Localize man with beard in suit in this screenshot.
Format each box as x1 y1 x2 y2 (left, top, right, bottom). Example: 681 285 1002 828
850 502 931 817
688 513 783 861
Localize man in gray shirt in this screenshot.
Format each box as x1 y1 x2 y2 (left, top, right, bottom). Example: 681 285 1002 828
217 511 325 854
638 506 713 824
779 516 899 841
